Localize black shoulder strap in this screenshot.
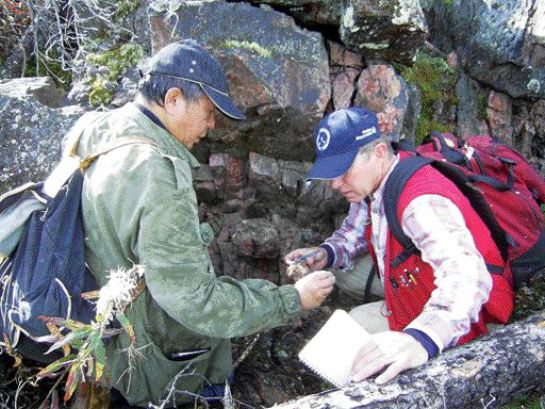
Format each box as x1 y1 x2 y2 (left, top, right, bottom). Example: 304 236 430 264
383 155 433 268
383 156 510 268
429 131 469 167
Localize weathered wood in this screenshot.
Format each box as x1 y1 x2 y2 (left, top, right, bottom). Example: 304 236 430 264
271 311 545 409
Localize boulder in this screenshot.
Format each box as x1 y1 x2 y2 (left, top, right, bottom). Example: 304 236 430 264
424 0 545 99
354 64 410 141
0 77 65 107
231 218 280 259
193 164 216 204
487 91 514 146
514 99 545 160
247 0 340 26
340 0 428 65
455 74 488 139
278 159 311 199
209 153 245 201
297 180 347 223
148 0 330 161
0 96 82 194
329 41 364 110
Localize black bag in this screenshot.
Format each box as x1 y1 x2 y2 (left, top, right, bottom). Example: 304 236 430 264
0 136 155 360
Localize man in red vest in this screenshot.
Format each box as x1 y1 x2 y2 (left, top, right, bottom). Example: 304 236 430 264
285 107 514 384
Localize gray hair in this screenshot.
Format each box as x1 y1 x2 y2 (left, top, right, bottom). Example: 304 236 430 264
357 135 394 159
138 71 206 107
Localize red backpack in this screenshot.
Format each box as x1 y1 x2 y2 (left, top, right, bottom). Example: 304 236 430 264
385 131 545 289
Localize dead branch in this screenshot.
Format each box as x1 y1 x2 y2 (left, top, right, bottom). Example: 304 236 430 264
272 311 545 409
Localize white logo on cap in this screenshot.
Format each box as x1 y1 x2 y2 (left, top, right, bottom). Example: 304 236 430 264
316 128 331 151
355 126 377 140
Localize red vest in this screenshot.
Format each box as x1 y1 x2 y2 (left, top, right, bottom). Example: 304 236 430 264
366 154 514 345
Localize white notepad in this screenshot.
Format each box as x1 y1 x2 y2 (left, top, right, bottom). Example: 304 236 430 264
298 309 370 387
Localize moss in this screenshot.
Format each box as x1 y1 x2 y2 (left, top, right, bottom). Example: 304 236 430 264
401 51 458 145
24 53 72 91
415 118 451 143
219 40 272 58
476 90 489 121
88 78 114 106
85 43 145 106
502 393 542 409
113 0 140 21
512 271 545 321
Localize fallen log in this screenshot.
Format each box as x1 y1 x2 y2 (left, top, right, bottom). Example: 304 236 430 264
272 310 545 409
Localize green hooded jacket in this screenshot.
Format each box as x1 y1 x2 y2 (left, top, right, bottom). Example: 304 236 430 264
67 103 301 407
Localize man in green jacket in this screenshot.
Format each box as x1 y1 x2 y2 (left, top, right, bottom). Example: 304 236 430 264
65 40 335 407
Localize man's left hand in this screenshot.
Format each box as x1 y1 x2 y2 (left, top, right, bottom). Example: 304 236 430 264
351 331 428 384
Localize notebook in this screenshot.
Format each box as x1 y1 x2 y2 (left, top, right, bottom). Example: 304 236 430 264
298 309 370 387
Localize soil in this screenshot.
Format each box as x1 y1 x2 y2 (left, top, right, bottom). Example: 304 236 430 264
230 289 366 408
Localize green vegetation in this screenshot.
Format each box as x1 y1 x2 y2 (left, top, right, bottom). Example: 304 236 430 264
25 53 72 91
502 392 542 409
401 51 458 145
113 0 140 21
85 43 145 106
476 89 489 121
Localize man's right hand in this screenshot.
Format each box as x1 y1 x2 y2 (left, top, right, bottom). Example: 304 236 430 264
284 246 328 272
294 270 335 310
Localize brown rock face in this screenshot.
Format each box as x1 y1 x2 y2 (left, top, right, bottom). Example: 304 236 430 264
149 0 330 161
355 64 410 140
487 91 514 145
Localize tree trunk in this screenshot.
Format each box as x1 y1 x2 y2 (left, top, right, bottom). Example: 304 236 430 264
272 311 545 409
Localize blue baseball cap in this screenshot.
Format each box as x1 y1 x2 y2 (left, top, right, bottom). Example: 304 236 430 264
307 107 381 180
147 39 245 120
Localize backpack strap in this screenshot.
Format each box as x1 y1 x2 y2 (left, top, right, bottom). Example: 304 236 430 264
384 155 510 269
42 136 157 200
383 155 433 268
429 131 470 168
466 156 516 191
78 137 157 171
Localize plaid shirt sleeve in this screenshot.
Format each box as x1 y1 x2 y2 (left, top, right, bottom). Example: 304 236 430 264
401 194 493 351
322 201 369 270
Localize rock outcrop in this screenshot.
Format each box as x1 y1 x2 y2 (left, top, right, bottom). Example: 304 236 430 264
0 93 82 192
424 0 545 99
149 0 330 162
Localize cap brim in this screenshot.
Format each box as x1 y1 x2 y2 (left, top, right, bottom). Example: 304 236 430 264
306 149 359 181
201 84 246 120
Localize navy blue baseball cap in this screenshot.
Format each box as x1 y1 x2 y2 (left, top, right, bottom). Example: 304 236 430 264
307 107 381 180
146 39 245 120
